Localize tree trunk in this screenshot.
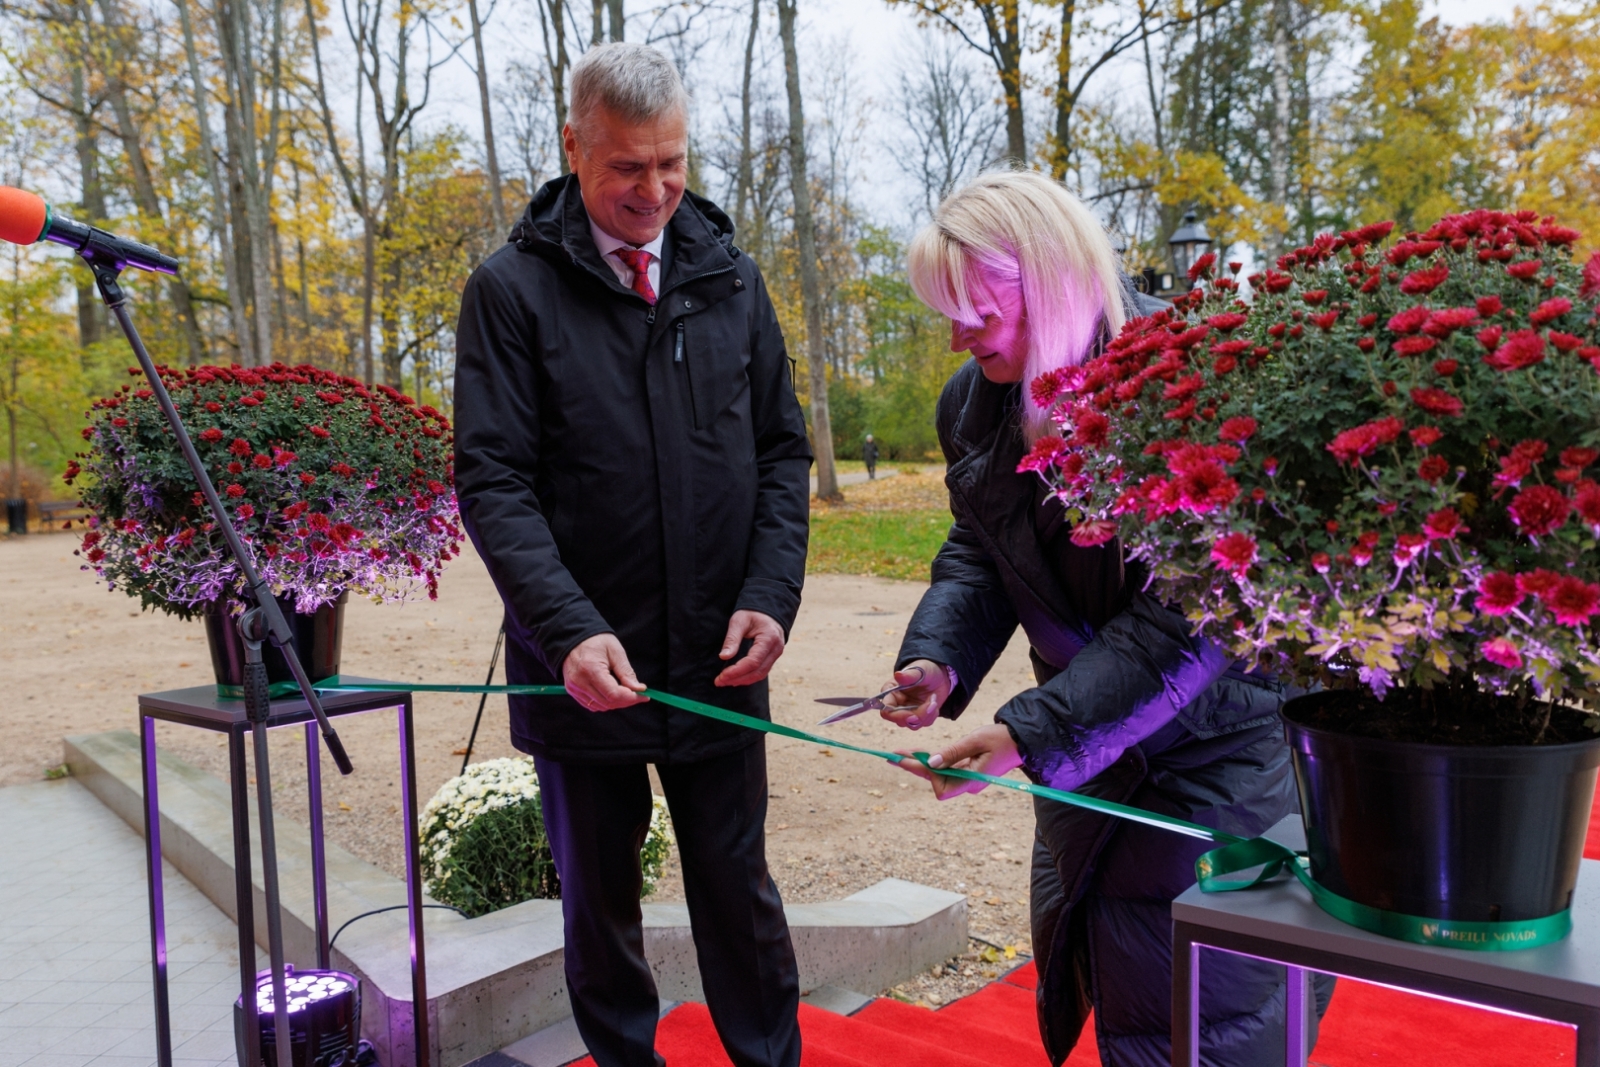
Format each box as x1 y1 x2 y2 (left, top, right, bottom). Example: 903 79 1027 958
177 0 252 365
69 56 105 349
995 1 1025 162
775 0 840 502
468 0 506 232
1268 0 1292 255
214 0 274 364
1050 0 1078 178
591 0 603 45
536 0 571 172
607 0 623 40
733 0 759 241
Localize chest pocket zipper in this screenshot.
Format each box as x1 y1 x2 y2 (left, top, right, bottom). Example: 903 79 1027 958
677 320 705 430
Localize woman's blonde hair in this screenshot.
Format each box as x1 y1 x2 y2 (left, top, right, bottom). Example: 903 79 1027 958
907 170 1125 440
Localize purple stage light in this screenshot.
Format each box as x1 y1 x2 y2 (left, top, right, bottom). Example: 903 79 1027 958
234 965 362 1067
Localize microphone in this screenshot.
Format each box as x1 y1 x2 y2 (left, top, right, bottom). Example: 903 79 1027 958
0 185 179 275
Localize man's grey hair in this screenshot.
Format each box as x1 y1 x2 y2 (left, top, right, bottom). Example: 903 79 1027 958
568 43 690 141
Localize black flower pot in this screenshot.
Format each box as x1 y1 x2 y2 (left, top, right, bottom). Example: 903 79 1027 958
203 592 347 691
1284 691 1600 923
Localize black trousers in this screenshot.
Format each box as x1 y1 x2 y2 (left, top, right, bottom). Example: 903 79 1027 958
533 741 801 1067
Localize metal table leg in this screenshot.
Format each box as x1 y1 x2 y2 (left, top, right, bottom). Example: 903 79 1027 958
1285 965 1311 1066
1172 927 1200 1067
230 725 261 1067
306 723 330 968
140 715 173 1067
398 696 430 1066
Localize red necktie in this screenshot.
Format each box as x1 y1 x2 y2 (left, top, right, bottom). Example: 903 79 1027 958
610 248 657 306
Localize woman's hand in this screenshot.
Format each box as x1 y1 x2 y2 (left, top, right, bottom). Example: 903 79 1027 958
879 659 951 730
895 724 1023 800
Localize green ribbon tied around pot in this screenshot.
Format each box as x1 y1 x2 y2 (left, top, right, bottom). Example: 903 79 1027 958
270 676 1569 952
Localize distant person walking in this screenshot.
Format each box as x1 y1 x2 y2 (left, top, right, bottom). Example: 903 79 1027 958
863 433 879 479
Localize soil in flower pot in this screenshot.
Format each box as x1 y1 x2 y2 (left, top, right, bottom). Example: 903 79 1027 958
203 592 346 691
1284 689 1600 924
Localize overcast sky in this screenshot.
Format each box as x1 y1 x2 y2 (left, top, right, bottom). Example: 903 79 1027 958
405 0 1529 233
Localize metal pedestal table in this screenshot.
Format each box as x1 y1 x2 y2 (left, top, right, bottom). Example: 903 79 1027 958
1172 815 1600 1066
138 679 429 1067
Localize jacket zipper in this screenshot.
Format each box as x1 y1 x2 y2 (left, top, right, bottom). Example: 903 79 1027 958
674 321 684 363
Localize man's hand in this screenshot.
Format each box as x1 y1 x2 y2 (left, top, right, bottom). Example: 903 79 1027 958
563 633 649 711
714 610 785 687
879 658 951 731
895 724 1023 800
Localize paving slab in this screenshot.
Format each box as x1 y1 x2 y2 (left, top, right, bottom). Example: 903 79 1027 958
0 778 235 1067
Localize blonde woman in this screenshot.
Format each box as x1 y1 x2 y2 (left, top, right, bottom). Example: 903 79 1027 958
883 171 1332 1067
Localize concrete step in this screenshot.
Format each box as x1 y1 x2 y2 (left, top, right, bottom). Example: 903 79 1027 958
66 730 966 1067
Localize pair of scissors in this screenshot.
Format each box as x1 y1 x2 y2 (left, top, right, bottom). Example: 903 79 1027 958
813 665 926 726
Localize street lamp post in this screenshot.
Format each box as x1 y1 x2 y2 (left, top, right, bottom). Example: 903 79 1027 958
1169 210 1214 286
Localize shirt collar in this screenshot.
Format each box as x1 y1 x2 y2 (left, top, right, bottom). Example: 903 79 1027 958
589 219 665 264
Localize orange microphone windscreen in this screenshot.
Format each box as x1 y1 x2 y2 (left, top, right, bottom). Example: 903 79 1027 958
0 186 47 246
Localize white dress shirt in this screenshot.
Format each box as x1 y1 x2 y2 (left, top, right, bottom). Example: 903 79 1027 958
589 219 664 297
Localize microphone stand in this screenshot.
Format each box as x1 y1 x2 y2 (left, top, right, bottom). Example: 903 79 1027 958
80 239 353 1067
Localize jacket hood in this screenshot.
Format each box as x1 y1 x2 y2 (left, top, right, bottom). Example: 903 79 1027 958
509 174 739 261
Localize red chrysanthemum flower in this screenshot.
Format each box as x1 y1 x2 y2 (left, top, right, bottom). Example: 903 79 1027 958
1218 416 1258 443
1484 330 1547 371
1508 485 1570 536
1479 637 1523 670
199 427 223 443
1418 455 1450 482
1581 251 1600 300
1016 435 1068 474
1559 447 1598 470
1543 576 1600 626
1476 571 1523 615
1400 265 1450 294
229 437 252 456
1548 331 1584 352
1311 552 1331 574
1410 387 1464 417
1031 369 1071 409
1310 311 1339 330
1327 416 1405 465
1301 289 1329 306
1432 359 1459 377
1393 336 1437 357
1422 307 1478 337
1210 532 1257 576
1518 569 1562 598
1476 295 1504 316
225 483 245 498
1575 481 1600 530
1069 409 1111 448
1507 259 1543 280
1387 306 1430 334
1423 508 1464 540
1410 426 1443 447
1392 532 1429 565
1208 313 1248 332
1530 297 1573 327
1069 519 1118 547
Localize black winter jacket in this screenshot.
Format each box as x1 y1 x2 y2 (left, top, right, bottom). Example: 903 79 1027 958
453 177 812 764
897 361 1284 790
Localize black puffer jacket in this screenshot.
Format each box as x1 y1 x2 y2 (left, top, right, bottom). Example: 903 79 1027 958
453 176 812 764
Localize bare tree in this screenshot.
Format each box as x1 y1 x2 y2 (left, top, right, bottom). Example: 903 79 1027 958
500 58 560 194
533 0 572 173
732 0 760 236
896 32 1001 217
886 0 1027 163
775 0 839 500
1267 0 1291 255
467 0 506 230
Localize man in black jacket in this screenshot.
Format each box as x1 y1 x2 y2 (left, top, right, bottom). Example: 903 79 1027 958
453 42 811 1067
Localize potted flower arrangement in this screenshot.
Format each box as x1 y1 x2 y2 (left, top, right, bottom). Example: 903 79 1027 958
66 363 461 690
1023 210 1600 932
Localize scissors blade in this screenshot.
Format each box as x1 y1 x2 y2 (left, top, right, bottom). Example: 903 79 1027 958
816 699 879 726
814 695 868 707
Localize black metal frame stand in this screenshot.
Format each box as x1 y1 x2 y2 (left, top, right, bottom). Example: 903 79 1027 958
138 682 431 1067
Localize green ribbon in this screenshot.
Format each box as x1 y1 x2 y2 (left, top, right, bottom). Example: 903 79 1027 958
217 680 308 700
299 676 1569 951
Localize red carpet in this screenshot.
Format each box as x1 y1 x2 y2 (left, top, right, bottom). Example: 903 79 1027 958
569 795 1599 1066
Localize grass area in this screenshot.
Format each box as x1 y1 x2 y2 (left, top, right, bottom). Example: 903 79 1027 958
808 508 950 581
807 466 951 581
